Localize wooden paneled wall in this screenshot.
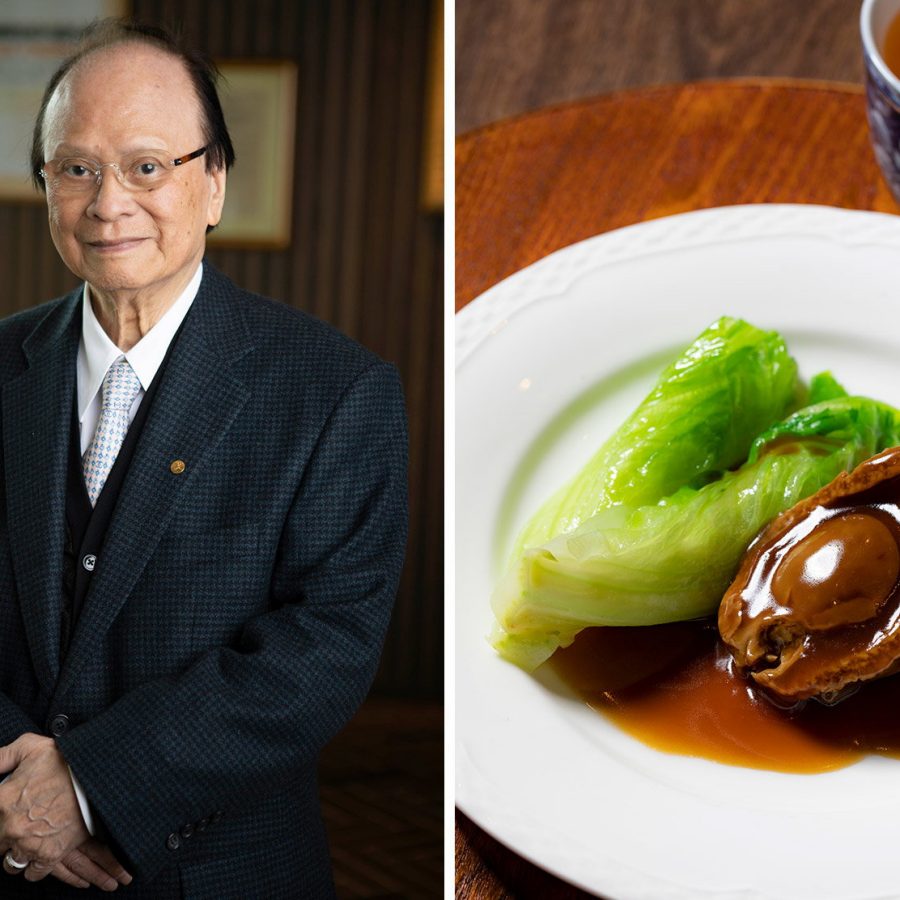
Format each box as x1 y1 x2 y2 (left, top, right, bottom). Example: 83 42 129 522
0 0 443 699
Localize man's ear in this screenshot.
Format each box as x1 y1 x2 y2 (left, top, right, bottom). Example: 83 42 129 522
206 166 227 228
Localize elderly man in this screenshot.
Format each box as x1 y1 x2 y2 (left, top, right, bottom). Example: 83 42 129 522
0 19 407 899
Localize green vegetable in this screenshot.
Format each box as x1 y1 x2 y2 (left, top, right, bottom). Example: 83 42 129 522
492 389 900 673
511 317 801 556
806 370 847 405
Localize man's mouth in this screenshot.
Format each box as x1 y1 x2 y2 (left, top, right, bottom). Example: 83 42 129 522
85 238 147 252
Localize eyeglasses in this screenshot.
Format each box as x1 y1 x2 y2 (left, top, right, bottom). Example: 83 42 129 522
40 146 207 195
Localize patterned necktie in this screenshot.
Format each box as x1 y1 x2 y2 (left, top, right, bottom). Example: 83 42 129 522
82 356 142 506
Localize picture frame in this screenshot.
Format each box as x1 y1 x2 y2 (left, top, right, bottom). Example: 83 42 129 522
0 0 130 201
210 60 298 249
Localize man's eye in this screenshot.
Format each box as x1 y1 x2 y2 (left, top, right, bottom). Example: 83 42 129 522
62 162 93 178
131 159 164 178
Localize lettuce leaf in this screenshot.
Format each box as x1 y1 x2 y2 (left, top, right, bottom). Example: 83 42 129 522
512 317 801 556
492 395 900 672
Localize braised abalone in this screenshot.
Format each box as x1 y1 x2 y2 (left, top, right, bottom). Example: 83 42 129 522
718 445 900 706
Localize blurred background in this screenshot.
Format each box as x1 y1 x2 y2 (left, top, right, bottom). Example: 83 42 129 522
0 1 442 897
457 1 876 897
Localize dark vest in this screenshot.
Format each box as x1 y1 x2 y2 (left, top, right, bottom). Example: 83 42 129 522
62 323 186 660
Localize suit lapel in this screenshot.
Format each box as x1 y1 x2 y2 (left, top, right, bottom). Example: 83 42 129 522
2 295 81 691
56 267 254 698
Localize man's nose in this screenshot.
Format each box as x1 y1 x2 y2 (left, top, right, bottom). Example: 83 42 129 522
87 165 133 217
95 163 128 188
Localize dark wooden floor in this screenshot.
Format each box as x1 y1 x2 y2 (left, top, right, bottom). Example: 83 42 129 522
456 0 865 134
321 698 443 898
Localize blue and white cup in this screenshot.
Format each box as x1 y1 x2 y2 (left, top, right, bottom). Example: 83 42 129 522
862 0 900 202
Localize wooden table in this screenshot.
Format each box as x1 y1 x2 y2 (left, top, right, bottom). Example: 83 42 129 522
455 0 865 134
455 79 900 898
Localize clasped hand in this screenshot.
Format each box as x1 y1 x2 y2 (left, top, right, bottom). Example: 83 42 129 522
0 733 131 890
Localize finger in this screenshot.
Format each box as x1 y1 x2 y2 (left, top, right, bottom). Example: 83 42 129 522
2 851 28 875
0 736 27 775
23 859 54 882
50 862 90 889
62 848 123 891
78 841 132 884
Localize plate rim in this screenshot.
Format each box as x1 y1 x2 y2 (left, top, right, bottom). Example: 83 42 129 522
456 203 900 368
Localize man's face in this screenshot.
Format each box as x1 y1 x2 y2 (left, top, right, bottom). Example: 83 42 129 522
41 43 226 303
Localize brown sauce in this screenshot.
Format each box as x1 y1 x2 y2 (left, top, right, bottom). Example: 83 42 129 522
550 620 900 773
549 450 900 773
758 435 837 458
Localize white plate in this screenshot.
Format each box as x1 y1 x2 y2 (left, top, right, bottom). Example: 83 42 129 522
455 205 900 900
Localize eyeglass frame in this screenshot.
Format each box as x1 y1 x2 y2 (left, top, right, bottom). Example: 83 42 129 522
39 145 208 194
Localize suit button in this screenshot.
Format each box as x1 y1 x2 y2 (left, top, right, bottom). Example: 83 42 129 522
197 817 209 832
82 554 96 572
166 832 180 851
179 823 194 839
49 714 69 736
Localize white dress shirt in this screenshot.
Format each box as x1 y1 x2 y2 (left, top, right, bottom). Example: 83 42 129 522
77 263 202 454
69 263 202 834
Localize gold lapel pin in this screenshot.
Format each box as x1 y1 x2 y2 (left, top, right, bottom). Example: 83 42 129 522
170 459 186 475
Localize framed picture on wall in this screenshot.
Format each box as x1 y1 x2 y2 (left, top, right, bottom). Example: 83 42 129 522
0 0 129 201
210 60 298 249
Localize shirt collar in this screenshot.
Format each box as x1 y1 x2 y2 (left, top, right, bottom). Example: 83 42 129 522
76 263 203 422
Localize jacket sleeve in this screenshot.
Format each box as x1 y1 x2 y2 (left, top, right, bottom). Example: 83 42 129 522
55 360 409 879
0 698 39 747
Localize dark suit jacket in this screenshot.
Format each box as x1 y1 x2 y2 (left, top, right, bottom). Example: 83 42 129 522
0 264 408 898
